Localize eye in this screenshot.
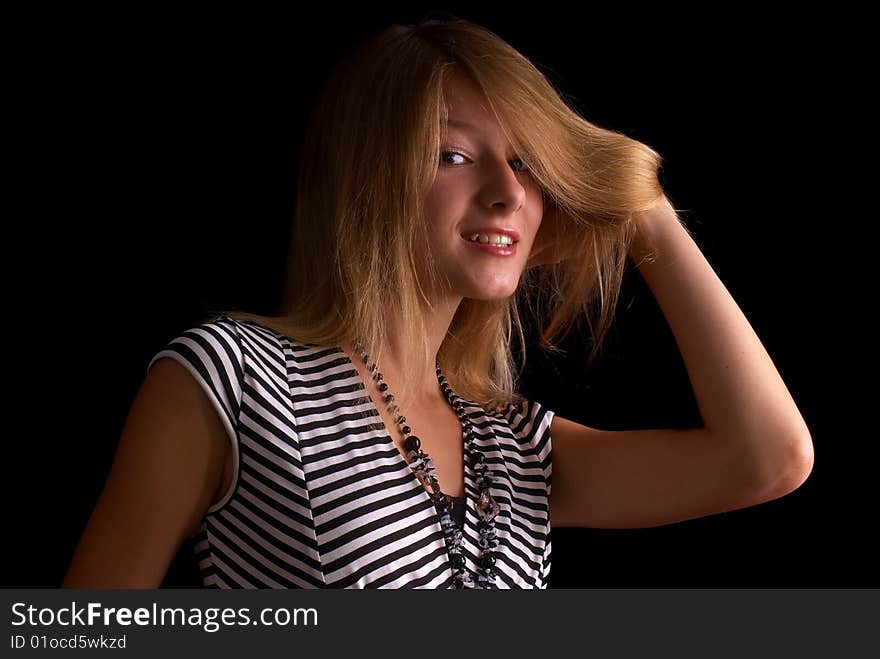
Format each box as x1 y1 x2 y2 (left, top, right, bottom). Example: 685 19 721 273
440 148 530 174
510 157 529 173
440 150 468 166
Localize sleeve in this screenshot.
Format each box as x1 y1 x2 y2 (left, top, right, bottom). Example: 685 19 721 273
505 397 554 491
540 536 552 589
146 313 245 514
504 397 554 588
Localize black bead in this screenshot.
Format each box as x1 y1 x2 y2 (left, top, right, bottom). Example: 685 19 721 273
378 382 388 392
404 436 421 451
480 554 496 569
383 393 394 403
451 553 466 569
401 425 411 434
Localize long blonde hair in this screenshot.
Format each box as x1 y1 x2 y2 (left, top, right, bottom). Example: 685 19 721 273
215 18 667 412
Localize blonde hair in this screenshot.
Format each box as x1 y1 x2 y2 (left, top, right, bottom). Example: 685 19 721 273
214 18 668 412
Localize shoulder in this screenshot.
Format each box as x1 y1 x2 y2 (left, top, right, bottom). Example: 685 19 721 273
157 313 301 358
209 314 316 354
479 396 555 452
148 313 247 373
497 397 555 432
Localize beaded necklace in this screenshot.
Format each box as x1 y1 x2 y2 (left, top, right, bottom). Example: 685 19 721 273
352 340 500 589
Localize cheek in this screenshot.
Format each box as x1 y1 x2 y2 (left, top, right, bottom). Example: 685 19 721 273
527 194 545 241
422 187 450 228
424 187 466 234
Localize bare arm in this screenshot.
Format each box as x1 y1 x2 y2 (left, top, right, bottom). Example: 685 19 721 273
550 195 814 528
61 358 229 587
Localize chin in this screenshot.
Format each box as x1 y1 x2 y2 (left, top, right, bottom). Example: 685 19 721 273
464 285 519 301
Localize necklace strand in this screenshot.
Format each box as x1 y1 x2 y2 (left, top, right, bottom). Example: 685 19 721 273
352 341 500 589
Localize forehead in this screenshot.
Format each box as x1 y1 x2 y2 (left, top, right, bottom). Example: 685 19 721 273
442 74 501 134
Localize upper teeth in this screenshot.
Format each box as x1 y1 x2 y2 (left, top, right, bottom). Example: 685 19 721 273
468 233 514 246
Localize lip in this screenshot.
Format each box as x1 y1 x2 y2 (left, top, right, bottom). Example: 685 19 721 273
459 227 521 243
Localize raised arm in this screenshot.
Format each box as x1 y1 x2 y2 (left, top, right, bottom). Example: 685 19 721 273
61 358 229 587
550 195 814 528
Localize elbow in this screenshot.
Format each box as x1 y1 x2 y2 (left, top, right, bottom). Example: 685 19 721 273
755 430 815 501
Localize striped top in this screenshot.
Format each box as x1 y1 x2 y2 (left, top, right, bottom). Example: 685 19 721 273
147 314 554 588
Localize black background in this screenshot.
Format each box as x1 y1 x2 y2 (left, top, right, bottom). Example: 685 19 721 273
8 7 872 588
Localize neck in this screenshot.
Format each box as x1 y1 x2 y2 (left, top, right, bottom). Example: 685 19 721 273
346 294 463 405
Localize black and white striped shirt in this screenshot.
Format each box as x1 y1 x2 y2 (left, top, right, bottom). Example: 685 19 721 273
147 314 554 588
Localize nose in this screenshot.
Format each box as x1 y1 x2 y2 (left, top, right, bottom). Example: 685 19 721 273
477 155 527 216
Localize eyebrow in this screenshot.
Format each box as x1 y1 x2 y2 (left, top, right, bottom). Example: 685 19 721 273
445 118 479 132
444 118 517 155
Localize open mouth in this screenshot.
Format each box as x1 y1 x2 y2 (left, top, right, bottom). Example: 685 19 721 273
460 233 519 247
460 233 518 255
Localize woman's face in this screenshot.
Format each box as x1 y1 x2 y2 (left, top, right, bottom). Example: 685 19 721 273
420 73 543 302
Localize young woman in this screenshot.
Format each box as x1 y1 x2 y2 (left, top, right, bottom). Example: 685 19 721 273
62 18 813 589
